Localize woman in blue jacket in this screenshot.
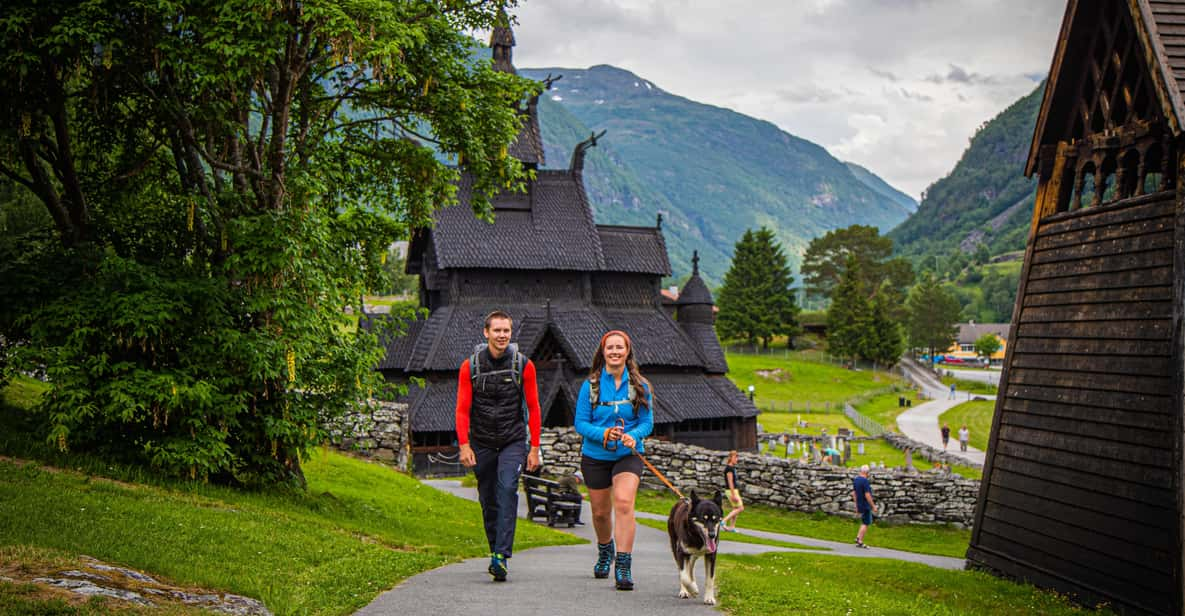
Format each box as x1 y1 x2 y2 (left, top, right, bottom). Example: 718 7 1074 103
574 330 653 591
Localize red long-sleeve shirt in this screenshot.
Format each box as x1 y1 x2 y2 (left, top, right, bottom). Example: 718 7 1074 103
455 358 541 447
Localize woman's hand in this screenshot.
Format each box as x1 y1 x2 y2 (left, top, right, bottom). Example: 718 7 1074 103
620 433 636 450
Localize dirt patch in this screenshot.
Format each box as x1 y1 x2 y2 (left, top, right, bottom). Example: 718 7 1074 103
754 368 790 382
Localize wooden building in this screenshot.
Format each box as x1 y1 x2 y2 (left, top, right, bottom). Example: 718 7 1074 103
375 25 758 475
967 2 1184 614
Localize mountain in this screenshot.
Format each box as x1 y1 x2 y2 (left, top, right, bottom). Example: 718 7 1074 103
888 83 1044 263
520 65 914 285
845 162 918 214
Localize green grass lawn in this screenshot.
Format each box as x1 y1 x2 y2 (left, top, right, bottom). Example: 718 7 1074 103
726 351 903 411
718 551 1112 615
634 490 970 558
0 453 581 615
635 518 829 551
0 377 580 615
852 389 919 432
940 374 999 396
939 400 996 452
757 410 857 436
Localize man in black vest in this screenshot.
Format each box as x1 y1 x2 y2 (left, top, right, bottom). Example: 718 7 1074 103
456 310 542 582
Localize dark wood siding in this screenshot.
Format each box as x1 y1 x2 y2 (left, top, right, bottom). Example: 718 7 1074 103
971 195 1179 615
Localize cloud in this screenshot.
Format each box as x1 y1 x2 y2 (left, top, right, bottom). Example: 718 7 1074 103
776 84 844 104
925 64 998 85
511 0 1065 198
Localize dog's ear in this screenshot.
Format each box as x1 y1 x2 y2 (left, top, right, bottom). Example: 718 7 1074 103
713 490 724 508
690 490 700 505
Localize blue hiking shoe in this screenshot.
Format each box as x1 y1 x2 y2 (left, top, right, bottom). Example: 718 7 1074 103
614 551 633 591
488 553 507 582
594 540 614 579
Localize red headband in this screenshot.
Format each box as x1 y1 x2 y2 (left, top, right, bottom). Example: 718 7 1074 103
599 330 631 352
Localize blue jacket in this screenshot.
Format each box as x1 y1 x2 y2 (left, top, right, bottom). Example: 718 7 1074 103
575 367 654 461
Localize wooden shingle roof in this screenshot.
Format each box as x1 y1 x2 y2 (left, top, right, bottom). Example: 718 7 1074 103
596 225 671 275
430 171 603 271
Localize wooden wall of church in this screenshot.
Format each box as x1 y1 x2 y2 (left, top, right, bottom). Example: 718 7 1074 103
967 192 1181 615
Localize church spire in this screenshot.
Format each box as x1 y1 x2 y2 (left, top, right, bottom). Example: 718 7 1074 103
692 250 700 276
490 15 516 74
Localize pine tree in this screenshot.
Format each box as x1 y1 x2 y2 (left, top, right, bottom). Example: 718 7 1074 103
826 256 871 360
905 272 963 360
716 227 800 347
862 280 906 366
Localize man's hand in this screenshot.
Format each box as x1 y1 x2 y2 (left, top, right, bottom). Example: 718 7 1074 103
527 447 541 472
459 443 476 468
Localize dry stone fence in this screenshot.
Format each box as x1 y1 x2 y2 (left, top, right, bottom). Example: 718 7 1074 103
327 406 980 528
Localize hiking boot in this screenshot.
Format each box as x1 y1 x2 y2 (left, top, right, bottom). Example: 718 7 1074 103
594 540 614 579
614 552 634 591
488 553 508 581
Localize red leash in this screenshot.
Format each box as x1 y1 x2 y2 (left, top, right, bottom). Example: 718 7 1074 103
604 418 685 500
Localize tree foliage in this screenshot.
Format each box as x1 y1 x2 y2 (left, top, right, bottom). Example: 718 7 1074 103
0 0 534 486
905 272 963 359
716 227 800 348
800 224 914 306
824 256 870 360
974 333 1002 360
862 280 905 366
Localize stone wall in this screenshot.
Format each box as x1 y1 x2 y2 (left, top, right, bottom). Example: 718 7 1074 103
324 401 411 472
541 427 980 527
883 432 984 469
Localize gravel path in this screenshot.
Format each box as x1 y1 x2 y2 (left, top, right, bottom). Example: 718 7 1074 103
898 359 991 466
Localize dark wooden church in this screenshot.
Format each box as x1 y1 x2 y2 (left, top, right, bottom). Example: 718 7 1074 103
376 25 758 475
967 2 1184 614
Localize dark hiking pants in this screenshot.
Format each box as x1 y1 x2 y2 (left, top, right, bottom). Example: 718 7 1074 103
473 439 527 557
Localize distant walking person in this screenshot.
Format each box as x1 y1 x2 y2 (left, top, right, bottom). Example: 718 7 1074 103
853 464 876 548
721 450 744 531
456 311 542 582
958 424 970 452
575 330 653 591
948 382 956 400
940 422 951 452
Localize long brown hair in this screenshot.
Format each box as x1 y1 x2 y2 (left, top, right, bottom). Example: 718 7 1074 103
589 330 650 411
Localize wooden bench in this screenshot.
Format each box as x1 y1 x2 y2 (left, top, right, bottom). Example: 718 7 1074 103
522 475 583 527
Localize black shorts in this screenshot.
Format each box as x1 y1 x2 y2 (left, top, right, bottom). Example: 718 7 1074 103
580 455 643 490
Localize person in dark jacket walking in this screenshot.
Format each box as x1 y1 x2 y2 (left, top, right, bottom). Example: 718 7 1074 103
574 330 653 591
457 311 542 582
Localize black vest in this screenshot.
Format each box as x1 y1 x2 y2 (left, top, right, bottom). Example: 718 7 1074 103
468 349 526 448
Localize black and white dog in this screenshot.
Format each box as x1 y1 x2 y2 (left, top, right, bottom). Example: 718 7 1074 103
667 490 723 605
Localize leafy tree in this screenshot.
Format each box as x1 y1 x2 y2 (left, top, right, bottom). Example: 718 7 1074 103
825 256 870 360
861 280 905 366
981 266 1020 321
905 272 963 361
716 227 800 348
800 224 914 305
0 1 534 486
974 333 1002 361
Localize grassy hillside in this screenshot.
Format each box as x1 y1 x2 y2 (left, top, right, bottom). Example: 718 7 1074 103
0 378 580 615
525 65 914 284
889 82 1044 266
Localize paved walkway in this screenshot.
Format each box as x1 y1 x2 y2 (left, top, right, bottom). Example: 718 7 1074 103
897 359 991 466
356 480 963 615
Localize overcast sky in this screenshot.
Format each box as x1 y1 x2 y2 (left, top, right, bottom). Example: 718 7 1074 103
508 0 1066 200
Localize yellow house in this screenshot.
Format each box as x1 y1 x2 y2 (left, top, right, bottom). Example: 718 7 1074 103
945 322 1008 364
